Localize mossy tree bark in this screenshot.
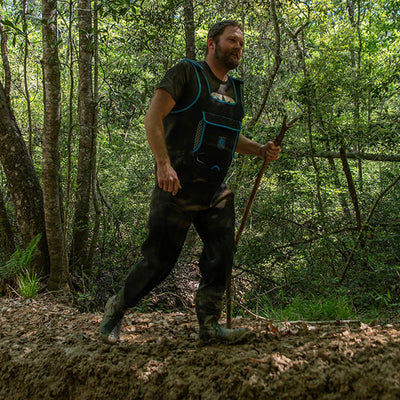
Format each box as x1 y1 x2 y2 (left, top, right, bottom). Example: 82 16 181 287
70 0 95 273
0 83 50 275
42 0 70 291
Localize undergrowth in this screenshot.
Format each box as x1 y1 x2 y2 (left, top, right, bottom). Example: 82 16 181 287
0 235 41 298
258 293 358 321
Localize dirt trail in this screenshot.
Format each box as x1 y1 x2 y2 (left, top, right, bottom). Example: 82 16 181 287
0 295 399 400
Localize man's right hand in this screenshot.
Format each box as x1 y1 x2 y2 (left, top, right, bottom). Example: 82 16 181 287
157 161 182 196
145 89 181 195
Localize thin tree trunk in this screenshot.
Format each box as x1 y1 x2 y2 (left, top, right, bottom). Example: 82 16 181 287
63 0 75 250
0 83 50 275
339 147 362 232
325 142 352 220
0 19 11 103
42 0 69 291
339 146 365 263
183 0 196 59
317 117 352 220
70 0 95 272
88 178 100 268
21 0 34 157
346 0 363 190
87 0 100 270
248 0 281 128
0 187 15 258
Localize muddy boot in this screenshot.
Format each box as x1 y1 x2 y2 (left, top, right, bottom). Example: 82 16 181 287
99 289 126 344
199 316 249 344
196 289 249 344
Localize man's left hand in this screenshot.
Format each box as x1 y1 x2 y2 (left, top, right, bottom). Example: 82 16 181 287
259 141 281 161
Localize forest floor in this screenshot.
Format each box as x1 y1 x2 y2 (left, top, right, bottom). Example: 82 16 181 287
1 295 400 400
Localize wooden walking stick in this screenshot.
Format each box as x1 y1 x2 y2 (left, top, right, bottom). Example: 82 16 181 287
226 115 298 328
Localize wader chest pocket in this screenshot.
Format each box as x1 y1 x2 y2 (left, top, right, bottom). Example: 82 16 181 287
193 112 241 172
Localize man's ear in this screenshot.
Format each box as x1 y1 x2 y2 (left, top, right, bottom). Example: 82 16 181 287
207 37 215 52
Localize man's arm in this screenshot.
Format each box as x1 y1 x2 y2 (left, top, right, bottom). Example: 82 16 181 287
235 134 281 161
144 88 182 196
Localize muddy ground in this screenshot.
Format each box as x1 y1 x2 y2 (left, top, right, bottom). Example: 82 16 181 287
0 295 399 400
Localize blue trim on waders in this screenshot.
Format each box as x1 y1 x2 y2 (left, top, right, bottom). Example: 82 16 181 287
200 68 241 106
169 59 202 114
231 127 240 158
193 112 242 154
202 112 242 131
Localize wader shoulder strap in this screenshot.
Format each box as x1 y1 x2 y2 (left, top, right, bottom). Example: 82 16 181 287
169 59 202 114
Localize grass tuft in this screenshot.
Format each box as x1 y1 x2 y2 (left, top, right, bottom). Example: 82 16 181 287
261 293 357 321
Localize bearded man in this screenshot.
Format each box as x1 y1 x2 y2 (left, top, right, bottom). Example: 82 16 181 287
100 20 281 344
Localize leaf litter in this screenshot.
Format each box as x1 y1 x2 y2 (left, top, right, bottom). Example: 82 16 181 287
0 295 399 399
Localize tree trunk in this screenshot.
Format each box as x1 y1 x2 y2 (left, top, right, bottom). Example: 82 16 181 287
325 144 352 221
183 0 196 59
0 186 15 258
317 116 352 220
21 0 34 157
0 19 11 102
346 0 363 190
63 0 75 252
0 15 16 260
0 83 50 275
248 0 281 128
42 0 69 291
70 0 95 273
87 0 101 270
339 147 363 233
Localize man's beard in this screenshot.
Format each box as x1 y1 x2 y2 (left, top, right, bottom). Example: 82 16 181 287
215 43 240 70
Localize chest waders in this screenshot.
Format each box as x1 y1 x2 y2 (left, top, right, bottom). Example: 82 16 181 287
100 60 249 344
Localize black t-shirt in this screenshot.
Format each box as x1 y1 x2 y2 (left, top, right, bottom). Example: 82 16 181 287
154 59 244 197
156 60 236 107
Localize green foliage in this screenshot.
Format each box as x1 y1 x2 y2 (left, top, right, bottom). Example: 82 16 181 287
16 269 40 299
261 293 357 322
0 234 41 281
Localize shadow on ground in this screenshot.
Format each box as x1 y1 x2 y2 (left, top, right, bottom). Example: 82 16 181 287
1 295 399 399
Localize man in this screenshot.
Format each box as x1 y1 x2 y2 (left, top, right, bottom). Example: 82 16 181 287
100 20 281 344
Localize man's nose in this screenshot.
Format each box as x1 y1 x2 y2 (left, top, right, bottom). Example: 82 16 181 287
233 41 241 49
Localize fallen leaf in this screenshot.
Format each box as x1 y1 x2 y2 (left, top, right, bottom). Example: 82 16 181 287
269 322 279 335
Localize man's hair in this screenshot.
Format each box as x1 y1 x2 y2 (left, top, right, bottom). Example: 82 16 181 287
205 20 242 55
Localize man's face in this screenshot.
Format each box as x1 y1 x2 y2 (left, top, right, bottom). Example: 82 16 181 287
213 26 244 70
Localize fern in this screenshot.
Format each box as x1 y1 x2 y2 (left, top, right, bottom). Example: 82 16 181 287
0 234 41 280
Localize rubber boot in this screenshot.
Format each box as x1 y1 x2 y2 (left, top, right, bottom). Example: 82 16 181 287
196 289 249 344
199 315 249 343
99 289 126 344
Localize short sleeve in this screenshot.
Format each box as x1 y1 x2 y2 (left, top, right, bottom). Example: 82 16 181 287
156 60 195 104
